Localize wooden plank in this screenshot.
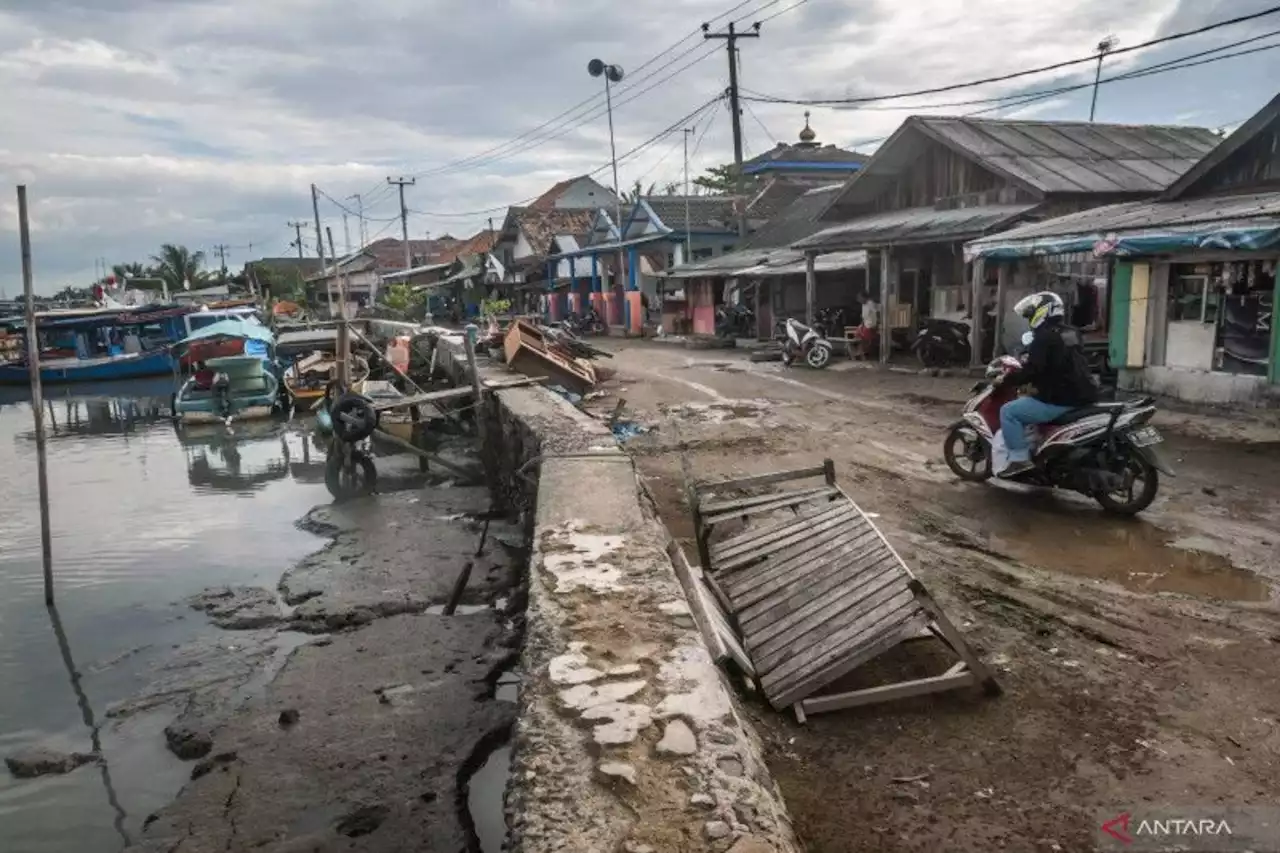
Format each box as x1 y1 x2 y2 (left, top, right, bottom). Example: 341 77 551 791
836 485 919 580
700 570 735 623
710 500 848 562
700 485 833 516
725 523 879 606
666 541 756 676
770 613 929 711
757 586 917 688
371 386 471 412
798 670 977 715
705 465 827 493
727 524 887 606
715 507 860 575
370 428 480 482
712 503 854 568
740 549 900 638
702 487 836 525
750 567 908 671
763 601 923 707
698 583 756 676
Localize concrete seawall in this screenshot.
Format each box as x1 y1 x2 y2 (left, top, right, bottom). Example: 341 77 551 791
434 334 799 853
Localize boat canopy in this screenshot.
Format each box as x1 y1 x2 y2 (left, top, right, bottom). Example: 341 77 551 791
174 318 275 350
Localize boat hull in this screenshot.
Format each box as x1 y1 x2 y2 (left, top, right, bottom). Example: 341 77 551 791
0 350 175 384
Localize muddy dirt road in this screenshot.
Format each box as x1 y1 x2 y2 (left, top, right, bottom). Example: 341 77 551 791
595 340 1280 853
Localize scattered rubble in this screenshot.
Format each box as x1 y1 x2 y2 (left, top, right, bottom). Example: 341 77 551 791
5 748 97 779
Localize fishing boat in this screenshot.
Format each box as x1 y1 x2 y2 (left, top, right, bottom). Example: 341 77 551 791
0 307 180 384
171 319 279 424
276 328 369 411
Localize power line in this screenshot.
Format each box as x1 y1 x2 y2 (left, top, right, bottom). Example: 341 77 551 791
743 98 778 143
744 4 1280 106
743 29 1280 113
754 0 814 25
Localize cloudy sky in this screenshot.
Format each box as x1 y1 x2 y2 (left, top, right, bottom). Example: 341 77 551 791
0 0 1277 294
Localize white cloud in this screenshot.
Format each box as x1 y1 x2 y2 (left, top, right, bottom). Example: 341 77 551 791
0 0 1275 293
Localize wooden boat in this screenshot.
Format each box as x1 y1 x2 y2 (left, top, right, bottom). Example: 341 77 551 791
0 307 179 384
171 319 279 424
283 352 369 411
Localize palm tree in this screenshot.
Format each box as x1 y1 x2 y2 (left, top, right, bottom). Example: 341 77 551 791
149 244 208 293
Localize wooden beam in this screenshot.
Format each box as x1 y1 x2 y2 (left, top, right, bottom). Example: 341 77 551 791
880 247 894 364
704 464 828 493
804 252 817 326
994 262 1009 357
370 427 480 482
798 669 977 715
969 257 985 367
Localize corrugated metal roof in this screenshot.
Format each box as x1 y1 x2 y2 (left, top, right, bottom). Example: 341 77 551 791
915 117 1220 195
737 250 868 276
794 203 1039 252
741 185 842 250
965 190 1280 258
643 196 738 232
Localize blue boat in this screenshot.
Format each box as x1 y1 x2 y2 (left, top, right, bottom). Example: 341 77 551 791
171 319 280 424
0 307 184 385
0 349 176 384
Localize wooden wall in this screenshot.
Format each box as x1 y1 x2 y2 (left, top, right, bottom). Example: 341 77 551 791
1188 114 1280 196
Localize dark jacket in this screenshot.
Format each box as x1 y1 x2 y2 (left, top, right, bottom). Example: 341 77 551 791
1006 320 1098 407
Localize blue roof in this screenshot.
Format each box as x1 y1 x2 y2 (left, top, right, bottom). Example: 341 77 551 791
174 318 274 348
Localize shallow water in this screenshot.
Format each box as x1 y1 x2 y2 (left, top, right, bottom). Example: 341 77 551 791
468 744 511 853
0 378 332 852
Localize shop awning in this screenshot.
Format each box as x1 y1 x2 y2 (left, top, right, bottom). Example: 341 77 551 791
964 190 1280 260
793 203 1038 253
661 248 792 279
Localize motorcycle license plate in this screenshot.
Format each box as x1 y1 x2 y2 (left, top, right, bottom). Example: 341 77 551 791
1128 426 1164 447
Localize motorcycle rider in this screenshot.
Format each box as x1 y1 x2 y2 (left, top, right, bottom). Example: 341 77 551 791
996 291 1099 477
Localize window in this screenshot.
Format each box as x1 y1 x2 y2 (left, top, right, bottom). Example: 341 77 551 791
1169 274 1215 324
692 247 713 261
667 253 676 268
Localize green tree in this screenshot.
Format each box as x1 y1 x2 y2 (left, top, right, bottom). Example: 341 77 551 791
621 180 658 204
692 163 760 196
111 261 150 280
381 283 419 316
149 244 209 293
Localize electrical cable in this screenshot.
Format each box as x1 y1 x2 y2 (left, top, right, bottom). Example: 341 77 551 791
742 5 1280 106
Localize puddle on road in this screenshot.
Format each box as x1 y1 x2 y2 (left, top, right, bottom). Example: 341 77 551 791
467 744 510 853
990 515 1271 602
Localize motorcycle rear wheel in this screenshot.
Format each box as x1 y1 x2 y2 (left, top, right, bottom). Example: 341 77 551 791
1093 453 1159 515
943 422 992 482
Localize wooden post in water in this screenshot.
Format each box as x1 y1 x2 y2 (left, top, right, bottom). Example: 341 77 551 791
18 186 54 604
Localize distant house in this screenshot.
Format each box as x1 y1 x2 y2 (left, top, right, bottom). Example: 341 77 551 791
967 92 1280 405
493 206 596 303
528 175 620 211
794 114 1221 362
304 250 381 314
741 113 869 186
244 257 323 298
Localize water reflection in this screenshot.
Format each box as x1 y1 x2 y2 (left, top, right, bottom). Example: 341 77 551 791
0 381 332 852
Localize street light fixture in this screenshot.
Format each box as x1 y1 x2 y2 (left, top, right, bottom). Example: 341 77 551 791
1090 35 1119 122
588 58 627 318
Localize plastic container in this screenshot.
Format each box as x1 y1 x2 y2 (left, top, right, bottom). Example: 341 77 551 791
386 335 411 374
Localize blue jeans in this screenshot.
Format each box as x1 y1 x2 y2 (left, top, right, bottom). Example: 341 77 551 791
1000 396 1072 462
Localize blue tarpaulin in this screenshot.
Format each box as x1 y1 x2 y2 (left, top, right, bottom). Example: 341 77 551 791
174 318 274 349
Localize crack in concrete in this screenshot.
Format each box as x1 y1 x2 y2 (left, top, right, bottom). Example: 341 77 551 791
221 771 242 852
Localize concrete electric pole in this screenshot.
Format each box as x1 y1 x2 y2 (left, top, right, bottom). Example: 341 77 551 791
703 20 760 238
287 221 307 259
387 177 416 269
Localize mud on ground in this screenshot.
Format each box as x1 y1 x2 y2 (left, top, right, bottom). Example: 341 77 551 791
598 341 1280 853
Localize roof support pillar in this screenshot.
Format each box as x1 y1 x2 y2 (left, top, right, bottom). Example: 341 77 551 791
591 254 600 293
994 262 1010 357
804 251 817 326
880 247 895 364
969 257 985 367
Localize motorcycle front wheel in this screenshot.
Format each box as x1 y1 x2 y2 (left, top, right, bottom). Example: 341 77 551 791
325 447 378 501
943 422 992 482
805 343 832 369
781 342 796 366
1093 452 1159 515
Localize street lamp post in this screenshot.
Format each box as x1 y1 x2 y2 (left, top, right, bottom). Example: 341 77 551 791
589 58 626 328
1090 35 1118 122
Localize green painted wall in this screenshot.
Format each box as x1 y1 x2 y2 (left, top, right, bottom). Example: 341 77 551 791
1109 261 1133 370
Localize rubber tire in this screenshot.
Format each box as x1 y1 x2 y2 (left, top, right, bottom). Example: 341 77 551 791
805 343 832 369
1093 455 1159 515
943 421 992 482
330 393 378 443
325 448 377 501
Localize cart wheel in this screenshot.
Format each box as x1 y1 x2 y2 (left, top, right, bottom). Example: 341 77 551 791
325 448 377 501
330 393 378 442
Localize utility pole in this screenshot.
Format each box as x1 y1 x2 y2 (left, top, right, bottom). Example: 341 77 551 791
683 126 695 262
342 212 352 256
287 220 307 259
387 177 416 268
213 244 229 280
311 184 334 318
703 20 760 238
326 225 351 387
349 194 366 247
1090 35 1118 122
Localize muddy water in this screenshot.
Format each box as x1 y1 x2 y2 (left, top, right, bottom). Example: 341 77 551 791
983 501 1271 601
468 744 511 853
0 380 333 853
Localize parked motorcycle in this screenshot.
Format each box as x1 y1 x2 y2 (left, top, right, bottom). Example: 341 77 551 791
715 303 756 339
814 306 848 338
942 353 1174 514
778 317 833 369
563 308 604 336
912 318 972 368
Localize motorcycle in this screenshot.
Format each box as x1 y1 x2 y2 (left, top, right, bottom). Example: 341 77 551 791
942 349 1174 515
912 318 972 368
778 317 833 369
715 303 756 339
563 308 604 336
